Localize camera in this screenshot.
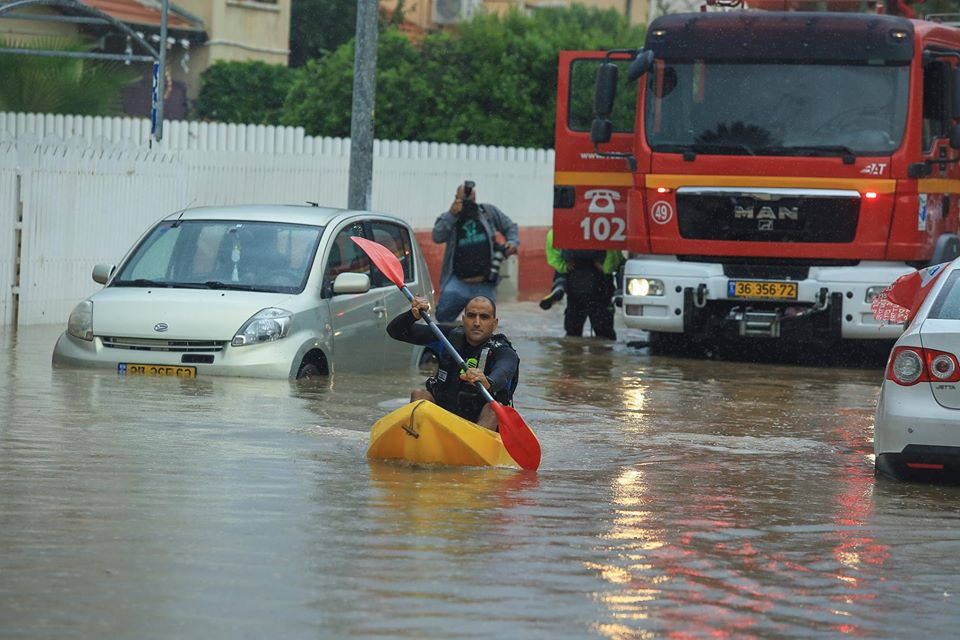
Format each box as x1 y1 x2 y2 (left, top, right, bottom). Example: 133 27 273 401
460 199 479 217
460 180 478 217
487 243 506 283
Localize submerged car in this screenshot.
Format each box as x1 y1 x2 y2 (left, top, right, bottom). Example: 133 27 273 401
874 258 960 480
52 204 435 379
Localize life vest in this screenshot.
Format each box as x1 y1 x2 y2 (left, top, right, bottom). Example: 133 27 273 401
427 328 519 423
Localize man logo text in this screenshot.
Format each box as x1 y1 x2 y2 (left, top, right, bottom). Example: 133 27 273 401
734 205 799 220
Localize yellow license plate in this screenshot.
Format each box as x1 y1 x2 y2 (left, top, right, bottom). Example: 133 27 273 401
119 363 197 378
727 280 798 300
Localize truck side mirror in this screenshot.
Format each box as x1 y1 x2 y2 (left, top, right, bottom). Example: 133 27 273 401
953 67 960 120
908 162 933 178
593 62 619 118
626 50 655 81
591 118 613 145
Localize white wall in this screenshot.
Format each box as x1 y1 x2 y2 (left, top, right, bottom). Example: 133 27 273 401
0 112 555 326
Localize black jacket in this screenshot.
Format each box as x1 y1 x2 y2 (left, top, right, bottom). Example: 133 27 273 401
387 311 519 423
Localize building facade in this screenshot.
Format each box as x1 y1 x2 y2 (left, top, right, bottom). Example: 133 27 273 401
383 0 648 30
0 0 290 115
172 0 291 98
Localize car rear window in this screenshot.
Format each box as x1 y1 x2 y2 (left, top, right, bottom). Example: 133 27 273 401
927 271 960 319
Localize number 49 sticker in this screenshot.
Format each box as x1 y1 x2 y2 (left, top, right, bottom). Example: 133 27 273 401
651 201 673 225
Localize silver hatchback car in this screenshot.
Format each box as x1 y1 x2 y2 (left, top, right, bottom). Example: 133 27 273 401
52 204 435 379
874 258 960 481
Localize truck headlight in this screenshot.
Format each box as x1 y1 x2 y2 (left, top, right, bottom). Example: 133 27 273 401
232 308 292 346
67 300 94 341
627 277 664 297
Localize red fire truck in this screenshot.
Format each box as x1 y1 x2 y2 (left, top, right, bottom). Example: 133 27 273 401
553 3 960 349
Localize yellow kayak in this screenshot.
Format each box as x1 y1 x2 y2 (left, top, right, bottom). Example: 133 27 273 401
368 400 519 468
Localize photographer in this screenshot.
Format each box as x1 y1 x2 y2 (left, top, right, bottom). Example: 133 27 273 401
432 181 519 322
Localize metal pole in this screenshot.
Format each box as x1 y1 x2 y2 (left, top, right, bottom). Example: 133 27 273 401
155 0 169 142
0 48 153 62
347 0 378 210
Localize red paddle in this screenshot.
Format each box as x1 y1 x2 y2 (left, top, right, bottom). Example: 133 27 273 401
351 235 541 471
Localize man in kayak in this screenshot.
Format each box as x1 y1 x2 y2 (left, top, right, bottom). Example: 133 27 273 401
387 295 519 431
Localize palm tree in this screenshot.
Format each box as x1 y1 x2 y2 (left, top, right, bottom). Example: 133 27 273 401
0 36 140 115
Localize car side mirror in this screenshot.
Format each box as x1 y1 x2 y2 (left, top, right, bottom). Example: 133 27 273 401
332 272 371 294
92 263 115 284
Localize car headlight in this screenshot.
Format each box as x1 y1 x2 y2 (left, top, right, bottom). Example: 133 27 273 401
627 277 665 297
231 308 292 347
67 300 94 341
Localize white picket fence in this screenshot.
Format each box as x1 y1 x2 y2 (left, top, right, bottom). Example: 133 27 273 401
0 112 555 326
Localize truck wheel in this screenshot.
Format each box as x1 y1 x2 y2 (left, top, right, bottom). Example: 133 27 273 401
648 331 685 355
648 331 709 357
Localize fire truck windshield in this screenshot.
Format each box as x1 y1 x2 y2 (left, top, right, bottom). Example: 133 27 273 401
644 60 909 157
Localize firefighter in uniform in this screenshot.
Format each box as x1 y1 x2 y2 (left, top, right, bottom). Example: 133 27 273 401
542 229 624 340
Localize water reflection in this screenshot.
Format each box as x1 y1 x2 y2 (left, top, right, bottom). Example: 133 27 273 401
367 462 539 541
590 439 895 637
4 307 960 639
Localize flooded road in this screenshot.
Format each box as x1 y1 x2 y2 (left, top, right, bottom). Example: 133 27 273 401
2 300 960 638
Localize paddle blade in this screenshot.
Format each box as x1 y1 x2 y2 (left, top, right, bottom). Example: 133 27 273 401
491 402 541 471
351 235 405 289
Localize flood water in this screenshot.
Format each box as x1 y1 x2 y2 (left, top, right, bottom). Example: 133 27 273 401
2 300 960 639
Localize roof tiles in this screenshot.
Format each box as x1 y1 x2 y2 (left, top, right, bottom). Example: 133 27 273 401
82 0 200 30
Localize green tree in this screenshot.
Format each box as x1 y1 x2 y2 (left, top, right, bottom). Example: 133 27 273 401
193 60 295 124
0 37 139 115
288 0 358 68
282 29 440 140
430 6 646 146
283 5 646 148
288 0 407 68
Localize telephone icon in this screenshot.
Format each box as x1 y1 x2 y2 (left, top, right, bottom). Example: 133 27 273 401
584 189 620 214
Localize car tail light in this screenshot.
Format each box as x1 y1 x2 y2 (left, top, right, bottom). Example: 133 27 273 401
886 346 960 385
929 353 957 380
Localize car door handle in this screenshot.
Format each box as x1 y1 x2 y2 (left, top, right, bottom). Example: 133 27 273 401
372 304 387 316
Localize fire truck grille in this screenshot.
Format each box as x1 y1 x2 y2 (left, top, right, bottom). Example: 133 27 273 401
676 190 860 243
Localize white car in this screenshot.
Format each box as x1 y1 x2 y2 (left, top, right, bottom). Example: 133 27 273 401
874 258 960 480
52 204 435 379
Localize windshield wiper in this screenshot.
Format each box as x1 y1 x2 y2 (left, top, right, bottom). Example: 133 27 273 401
661 142 757 160
111 278 171 288
757 145 856 164
170 281 261 291
202 281 261 291
690 143 756 156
